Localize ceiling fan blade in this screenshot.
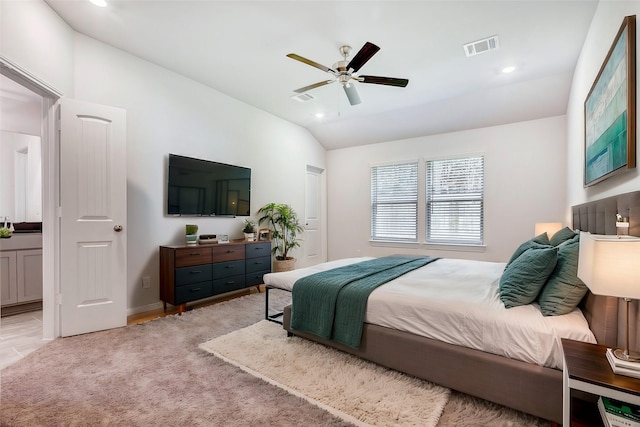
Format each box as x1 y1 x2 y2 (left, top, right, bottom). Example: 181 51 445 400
293 80 335 94
287 53 337 74
343 83 361 106
346 42 380 72
360 75 409 87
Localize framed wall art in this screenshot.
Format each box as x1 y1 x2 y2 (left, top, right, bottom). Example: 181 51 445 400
584 15 636 187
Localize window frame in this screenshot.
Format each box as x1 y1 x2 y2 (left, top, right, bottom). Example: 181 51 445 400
425 155 485 246
370 160 419 243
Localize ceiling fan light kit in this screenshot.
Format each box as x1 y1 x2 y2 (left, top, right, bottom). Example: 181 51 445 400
287 41 409 106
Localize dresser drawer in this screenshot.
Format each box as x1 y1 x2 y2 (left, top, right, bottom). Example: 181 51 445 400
175 247 212 267
245 270 269 287
245 256 271 274
212 244 244 262
175 264 213 286
212 275 246 294
175 281 212 304
245 242 271 259
212 260 245 278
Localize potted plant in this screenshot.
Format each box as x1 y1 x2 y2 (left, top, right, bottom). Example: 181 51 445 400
257 203 304 272
0 227 11 239
242 219 256 241
185 224 198 246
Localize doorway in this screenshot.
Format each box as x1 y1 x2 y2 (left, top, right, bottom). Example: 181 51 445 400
0 74 44 322
1 58 62 340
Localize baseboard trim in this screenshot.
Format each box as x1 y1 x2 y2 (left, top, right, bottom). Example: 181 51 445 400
127 301 164 316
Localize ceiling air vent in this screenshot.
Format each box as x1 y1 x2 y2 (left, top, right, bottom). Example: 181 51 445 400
291 93 316 102
463 35 500 57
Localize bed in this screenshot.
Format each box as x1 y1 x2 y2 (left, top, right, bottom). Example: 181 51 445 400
263 191 640 424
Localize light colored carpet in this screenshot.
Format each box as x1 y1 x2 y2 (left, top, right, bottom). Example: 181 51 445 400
200 320 450 427
1 291 551 426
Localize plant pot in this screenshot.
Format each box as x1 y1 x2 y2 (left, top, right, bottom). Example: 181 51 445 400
185 234 198 246
244 232 255 242
273 258 295 272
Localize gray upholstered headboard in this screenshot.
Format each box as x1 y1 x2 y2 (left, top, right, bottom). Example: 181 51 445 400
572 190 640 349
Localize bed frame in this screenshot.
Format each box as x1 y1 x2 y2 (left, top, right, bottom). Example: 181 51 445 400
280 190 640 424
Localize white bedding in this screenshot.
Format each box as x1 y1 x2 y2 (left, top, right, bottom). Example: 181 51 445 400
263 257 596 369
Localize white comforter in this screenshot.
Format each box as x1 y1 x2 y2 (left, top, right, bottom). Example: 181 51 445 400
263 257 596 369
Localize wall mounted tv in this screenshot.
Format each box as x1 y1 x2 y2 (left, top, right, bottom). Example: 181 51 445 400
167 154 251 216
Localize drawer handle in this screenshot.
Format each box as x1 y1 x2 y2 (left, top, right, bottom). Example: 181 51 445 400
226 281 236 285
190 253 201 256
190 288 201 292
226 265 235 269
226 250 235 253
189 270 202 274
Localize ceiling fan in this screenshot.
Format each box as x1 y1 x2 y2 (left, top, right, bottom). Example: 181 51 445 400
287 42 409 106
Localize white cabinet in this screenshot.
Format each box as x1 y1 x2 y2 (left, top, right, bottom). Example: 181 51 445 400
0 234 43 309
0 249 42 307
17 249 43 302
0 251 18 305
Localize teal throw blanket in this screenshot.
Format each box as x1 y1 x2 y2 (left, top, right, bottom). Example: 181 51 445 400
291 256 439 349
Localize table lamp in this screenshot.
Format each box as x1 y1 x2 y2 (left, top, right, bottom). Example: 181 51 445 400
577 232 640 374
534 222 562 239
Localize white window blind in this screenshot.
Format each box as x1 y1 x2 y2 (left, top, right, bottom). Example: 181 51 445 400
371 162 418 242
426 156 484 245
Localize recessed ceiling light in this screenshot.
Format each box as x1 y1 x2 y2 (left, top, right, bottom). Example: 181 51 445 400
89 0 107 7
502 66 516 74
315 113 325 118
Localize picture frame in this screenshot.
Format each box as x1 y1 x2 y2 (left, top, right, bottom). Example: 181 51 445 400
217 234 229 244
584 15 636 187
258 228 271 241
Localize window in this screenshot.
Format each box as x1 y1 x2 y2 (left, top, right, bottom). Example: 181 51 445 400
370 162 418 242
426 156 484 245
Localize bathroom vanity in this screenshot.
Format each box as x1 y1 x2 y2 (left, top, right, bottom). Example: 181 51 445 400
0 233 42 316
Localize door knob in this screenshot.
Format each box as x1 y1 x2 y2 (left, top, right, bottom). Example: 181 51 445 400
114 225 123 232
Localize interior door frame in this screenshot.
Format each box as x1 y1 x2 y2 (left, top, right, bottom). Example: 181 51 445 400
1 55 62 339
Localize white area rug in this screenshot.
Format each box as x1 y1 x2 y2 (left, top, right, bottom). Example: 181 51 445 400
200 320 451 427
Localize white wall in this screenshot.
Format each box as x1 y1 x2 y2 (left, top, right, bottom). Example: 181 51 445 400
1 0 327 314
567 2 640 209
72 34 326 311
327 116 568 262
0 0 75 96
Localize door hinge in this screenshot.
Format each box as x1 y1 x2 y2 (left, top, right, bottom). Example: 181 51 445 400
56 293 62 305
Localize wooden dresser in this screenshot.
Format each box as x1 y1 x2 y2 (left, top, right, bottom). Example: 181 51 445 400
159 240 271 314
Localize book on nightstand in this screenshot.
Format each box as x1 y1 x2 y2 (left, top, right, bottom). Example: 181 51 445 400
606 349 640 379
598 396 640 427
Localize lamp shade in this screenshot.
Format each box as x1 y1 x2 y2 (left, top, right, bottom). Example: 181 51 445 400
577 232 640 298
534 223 563 238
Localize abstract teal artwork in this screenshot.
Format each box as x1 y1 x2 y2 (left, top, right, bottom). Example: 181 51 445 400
584 15 636 186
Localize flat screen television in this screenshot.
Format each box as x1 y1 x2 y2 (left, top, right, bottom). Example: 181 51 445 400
167 154 251 216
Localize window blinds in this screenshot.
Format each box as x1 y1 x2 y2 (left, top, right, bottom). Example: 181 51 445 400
426 156 484 245
370 162 418 241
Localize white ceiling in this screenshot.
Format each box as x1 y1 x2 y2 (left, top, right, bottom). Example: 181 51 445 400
42 0 598 150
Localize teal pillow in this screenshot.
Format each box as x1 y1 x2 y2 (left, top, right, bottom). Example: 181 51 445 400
538 235 588 316
505 233 551 269
532 232 551 245
549 227 577 247
500 246 558 308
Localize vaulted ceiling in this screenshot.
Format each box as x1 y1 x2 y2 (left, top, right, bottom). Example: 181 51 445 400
43 1 598 149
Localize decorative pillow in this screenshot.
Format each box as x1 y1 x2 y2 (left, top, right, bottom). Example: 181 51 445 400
538 235 588 316
504 233 551 269
549 227 577 247
500 246 558 308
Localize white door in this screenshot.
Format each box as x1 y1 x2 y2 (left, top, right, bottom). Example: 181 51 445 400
304 165 323 265
59 99 127 337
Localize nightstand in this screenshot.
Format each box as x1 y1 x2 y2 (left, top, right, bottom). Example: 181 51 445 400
563 338 640 426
